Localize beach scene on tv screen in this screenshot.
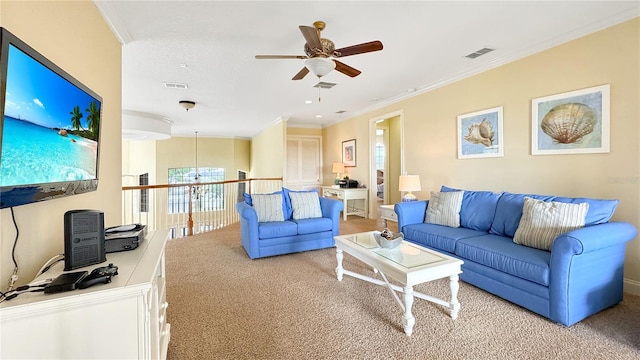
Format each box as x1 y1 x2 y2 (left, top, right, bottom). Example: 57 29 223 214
1 44 100 187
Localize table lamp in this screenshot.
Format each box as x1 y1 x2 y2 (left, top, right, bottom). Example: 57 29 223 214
332 162 345 185
399 175 421 202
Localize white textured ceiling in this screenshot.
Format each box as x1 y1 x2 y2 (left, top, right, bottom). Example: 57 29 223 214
94 1 639 139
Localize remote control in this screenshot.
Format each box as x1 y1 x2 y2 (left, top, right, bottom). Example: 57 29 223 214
77 263 118 289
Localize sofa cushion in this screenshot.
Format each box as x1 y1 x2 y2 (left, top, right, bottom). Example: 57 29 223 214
258 221 298 239
441 185 501 231
252 193 285 222
552 196 618 225
289 191 322 220
490 192 619 238
402 223 487 253
295 217 333 235
514 197 588 250
425 191 464 227
490 192 555 237
455 234 551 286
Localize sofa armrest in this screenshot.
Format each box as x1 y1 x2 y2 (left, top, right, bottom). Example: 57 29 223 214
551 221 637 255
395 201 428 231
235 202 260 259
548 221 637 325
320 197 344 235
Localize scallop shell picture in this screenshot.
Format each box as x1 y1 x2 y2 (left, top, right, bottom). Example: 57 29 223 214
540 103 596 144
464 118 494 147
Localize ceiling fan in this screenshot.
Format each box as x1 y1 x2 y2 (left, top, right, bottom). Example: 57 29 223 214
255 21 383 80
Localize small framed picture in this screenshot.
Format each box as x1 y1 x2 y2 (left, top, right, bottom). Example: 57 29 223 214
342 139 356 167
457 106 504 159
532 84 610 155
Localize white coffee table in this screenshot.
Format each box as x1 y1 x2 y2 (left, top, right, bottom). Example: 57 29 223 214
334 231 463 336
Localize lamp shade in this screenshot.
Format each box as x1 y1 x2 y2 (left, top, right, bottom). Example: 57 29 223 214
399 175 421 192
332 162 345 174
305 57 336 78
399 175 421 202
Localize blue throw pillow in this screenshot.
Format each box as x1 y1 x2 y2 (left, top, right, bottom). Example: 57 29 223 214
441 186 501 232
490 192 555 237
243 192 253 206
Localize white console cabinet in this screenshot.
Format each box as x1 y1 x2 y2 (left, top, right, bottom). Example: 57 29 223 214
0 230 170 360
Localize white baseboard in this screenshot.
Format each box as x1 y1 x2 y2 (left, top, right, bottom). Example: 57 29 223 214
623 278 640 296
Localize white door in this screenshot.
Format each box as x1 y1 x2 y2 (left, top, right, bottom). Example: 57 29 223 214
286 136 322 190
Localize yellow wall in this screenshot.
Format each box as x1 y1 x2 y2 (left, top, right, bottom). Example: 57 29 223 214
251 120 285 178
0 1 122 285
122 140 156 185
323 18 640 286
233 138 251 175
153 136 248 183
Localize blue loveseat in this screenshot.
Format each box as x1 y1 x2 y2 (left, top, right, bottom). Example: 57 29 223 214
236 189 343 259
395 186 637 326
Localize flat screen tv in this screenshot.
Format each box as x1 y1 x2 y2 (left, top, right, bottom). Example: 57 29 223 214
0 27 102 208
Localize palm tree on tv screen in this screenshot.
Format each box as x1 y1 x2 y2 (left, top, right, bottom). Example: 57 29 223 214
86 101 100 140
70 105 84 131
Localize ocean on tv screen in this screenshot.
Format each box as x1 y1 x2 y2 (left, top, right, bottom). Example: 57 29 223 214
0 115 97 187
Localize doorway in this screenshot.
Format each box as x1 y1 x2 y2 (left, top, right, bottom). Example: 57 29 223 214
369 110 404 219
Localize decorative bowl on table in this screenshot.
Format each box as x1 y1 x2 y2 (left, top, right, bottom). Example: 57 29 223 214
373 228 404 249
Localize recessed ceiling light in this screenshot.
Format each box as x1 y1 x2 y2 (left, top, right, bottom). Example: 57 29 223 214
180 63 188 69
305 100 313 104
315 115 322 118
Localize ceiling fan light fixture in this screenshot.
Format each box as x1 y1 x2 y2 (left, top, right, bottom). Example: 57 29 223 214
179 100 196 111
304 57 336 78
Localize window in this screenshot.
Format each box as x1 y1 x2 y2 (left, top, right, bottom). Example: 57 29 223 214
167 167 225 214
139 173 149 213
376 143 385 170
237 170 247 203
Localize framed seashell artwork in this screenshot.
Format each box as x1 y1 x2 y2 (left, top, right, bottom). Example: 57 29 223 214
532 84 610 155
457 106 504 159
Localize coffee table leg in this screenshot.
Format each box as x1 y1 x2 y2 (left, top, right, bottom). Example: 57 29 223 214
449 274 460 319
335 248 344 281
403 285 415 336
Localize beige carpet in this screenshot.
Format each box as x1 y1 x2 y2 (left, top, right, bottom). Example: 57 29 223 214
164 217 640 359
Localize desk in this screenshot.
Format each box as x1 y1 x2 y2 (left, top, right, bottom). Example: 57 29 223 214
380 204 398 228
321 186 368 221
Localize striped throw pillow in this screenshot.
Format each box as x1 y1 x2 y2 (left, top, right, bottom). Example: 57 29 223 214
252 193 285 222
289 191 322 220
425 191 464 228
513 197 589 251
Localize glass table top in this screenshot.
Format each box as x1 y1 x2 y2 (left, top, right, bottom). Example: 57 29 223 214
342 232 448 268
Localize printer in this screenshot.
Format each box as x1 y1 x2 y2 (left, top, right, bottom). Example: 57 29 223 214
339 179 359 188
104 224 147 253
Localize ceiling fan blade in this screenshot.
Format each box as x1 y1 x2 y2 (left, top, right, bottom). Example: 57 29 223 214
292 67 309 80
299 25 322 50
255 55 308 59
334 40 383 57
334 60 361 78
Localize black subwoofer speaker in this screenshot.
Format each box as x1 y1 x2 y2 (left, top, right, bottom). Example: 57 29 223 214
64 210 106 271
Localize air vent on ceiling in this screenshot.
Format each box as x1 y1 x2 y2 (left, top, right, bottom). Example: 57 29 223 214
314 81 337 89
335 110 347 114
465 48 495 59
164 82 189 89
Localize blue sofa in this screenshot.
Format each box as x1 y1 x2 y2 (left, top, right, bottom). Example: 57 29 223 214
395 186 637 326
236 190 343 259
